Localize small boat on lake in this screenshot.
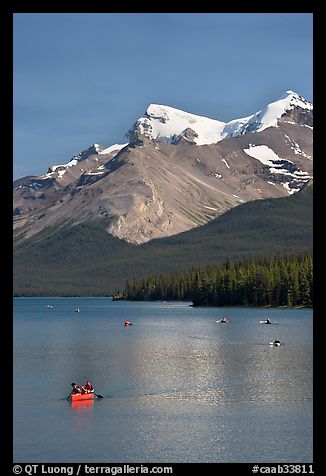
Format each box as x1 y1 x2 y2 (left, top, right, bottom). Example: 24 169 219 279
69 393 95 402
216 316 229 323
270 340 281 347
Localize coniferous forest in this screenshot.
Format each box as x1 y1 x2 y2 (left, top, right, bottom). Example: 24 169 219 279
123 254 313 307
13 185 312 297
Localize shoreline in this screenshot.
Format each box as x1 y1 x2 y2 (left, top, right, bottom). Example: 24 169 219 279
12 296 313 309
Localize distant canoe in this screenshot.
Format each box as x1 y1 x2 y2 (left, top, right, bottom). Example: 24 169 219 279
69 393 95 402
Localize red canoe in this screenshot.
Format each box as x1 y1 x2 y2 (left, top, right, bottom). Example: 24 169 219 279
69 393 95 402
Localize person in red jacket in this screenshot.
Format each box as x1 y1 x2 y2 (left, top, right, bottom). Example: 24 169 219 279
71 382 83 394
82 380 94 394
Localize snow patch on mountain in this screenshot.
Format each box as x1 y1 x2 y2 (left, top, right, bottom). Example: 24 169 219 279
40 158 78 179
93 144 102 153
48 159 78 173
243 144 312 188
284 135 311 159
57 170 66 179
281 182 301 195
244 145 285 167
99 143 128 155
39 143 127 180
85 171 105 176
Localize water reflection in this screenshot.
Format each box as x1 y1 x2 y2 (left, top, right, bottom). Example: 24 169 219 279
71 399 94 411
106 321 312 407
14 299 313 463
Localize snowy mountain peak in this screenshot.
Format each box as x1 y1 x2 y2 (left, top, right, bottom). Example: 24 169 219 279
269 90 313 115
14 89 313 246
146 103 177 120
36 90 312 182
127 91 312 146
281 90 312 108
127 103 226 146
233 90 313 136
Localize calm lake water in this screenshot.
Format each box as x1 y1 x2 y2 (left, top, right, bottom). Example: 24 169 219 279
13 298 313 463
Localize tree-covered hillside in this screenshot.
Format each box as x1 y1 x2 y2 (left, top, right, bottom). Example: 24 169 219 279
13 185 313 296
124 254 313 307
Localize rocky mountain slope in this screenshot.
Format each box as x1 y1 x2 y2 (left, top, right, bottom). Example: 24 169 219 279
13 90 313 244
13 185 313 296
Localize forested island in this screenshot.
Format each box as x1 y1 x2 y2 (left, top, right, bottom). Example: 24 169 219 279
122 254 313 307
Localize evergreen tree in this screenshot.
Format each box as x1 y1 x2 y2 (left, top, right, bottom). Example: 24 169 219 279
123 253 313 307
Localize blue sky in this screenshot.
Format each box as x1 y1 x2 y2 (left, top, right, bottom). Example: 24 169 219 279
13 13 313 179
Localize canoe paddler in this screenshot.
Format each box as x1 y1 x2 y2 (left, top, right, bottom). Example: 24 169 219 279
82 380 94 394
71 382 83 394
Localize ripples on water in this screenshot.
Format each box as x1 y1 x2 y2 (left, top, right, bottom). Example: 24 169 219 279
13 299 313 463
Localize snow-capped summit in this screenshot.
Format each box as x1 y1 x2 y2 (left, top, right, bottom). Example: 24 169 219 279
231 90 313 136
279 90 313 110
127 90 312 146
127 103 227 145
14 89 313 246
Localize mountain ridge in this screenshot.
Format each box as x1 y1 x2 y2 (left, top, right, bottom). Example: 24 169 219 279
126 90 312 145
13 90 313 245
